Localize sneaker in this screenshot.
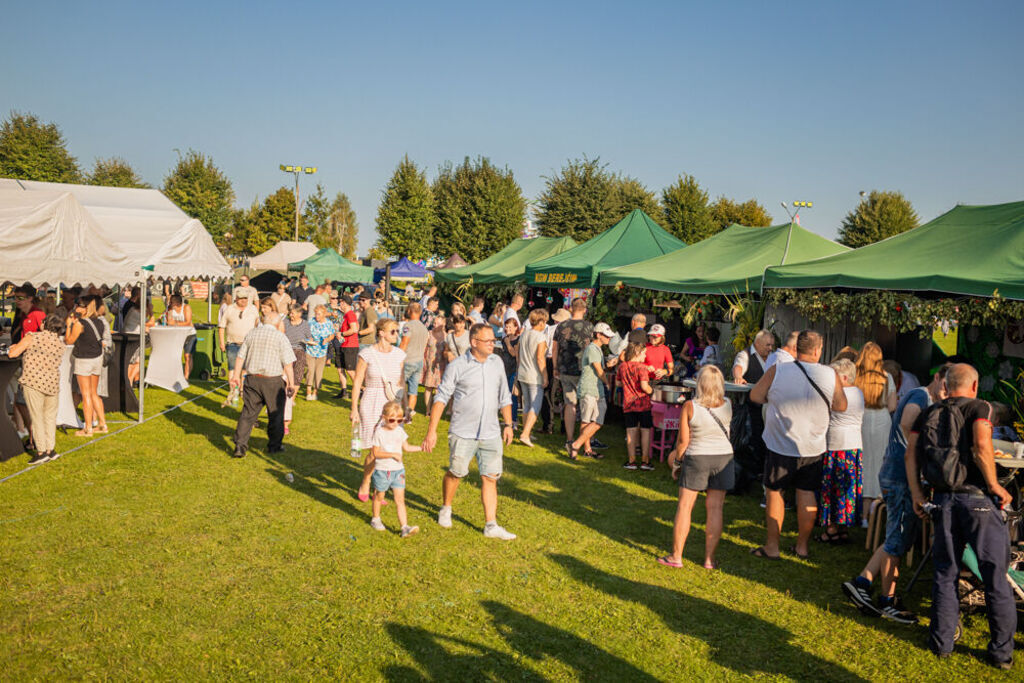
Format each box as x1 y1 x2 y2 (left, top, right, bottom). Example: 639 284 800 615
623 462 639 470
305 394 315 401
590 438 609 450
483 523 517 540
639 462 655 471
987 656 1013 671
333 390 346 399
878 596 918 625
437 506 453 529
841 578 880 617
370 517 386 531
28 451 51 465
400 525 420 538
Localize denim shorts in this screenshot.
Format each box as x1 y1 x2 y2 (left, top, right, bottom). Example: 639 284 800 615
225 343 241 372
882 482 919 557
372 468 406 492
448 435 503 479
520 382 544 415
403 360 424 395
183 334 197 354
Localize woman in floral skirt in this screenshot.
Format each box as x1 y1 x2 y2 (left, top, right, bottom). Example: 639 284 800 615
819 358 865 542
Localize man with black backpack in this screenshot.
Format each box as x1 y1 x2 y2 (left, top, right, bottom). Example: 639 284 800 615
906 363 1015 668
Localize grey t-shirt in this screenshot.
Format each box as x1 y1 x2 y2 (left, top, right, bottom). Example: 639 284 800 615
517 328 546 385
305 293 327 320
400 319 429 363
577 342 603 399
445 331 471 358
283 318 311 348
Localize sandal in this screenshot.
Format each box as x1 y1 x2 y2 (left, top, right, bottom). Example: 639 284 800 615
565 441 579 460
816 530 842 544
657 555 683 569
749 546 780 560
74 429 94 438
789 545 810 560
703 560 719 570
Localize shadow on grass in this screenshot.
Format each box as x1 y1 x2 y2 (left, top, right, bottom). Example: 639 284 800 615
382 601 658 681
549 553 867 681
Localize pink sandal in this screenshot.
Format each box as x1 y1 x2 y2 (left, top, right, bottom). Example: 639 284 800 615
657 555 683 569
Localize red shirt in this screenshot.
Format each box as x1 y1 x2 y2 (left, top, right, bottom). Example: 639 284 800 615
14 307 46 343
617 361 652 413
341 310 359 347
645 344 673 371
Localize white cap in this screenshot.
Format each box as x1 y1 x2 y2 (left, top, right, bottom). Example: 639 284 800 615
593 322 614 338
649 324 666 336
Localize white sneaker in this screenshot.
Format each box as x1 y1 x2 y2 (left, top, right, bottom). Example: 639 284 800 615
437 506 452 528
400 525 419 538
483 523 516 540
370 517 386 531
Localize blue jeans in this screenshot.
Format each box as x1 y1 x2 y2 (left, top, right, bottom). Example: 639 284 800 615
506 372 519 421
929 492 1016 661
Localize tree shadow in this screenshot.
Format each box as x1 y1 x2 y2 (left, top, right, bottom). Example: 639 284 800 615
382 601 658 681
548 553 867 681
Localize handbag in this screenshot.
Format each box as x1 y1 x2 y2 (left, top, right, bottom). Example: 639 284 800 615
372 351 406 405
87 318 114 366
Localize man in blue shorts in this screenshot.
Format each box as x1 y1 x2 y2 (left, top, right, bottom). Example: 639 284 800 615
842 364 949 623
423 323 516 540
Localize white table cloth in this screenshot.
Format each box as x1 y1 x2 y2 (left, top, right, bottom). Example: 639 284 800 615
57 345 84 429
145 326 195 393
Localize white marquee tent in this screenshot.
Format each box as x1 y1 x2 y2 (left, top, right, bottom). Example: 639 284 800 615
248 240 319 272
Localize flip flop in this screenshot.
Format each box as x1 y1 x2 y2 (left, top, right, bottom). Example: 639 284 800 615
519 437 534 448
657 555 683 569
749 546 780 560
703 560 719 570
789 545 810 560
357 492 369 502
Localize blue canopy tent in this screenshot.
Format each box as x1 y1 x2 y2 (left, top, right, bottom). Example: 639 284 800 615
374 256 431 283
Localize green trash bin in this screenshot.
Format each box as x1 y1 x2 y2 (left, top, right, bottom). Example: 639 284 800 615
190 324 223 381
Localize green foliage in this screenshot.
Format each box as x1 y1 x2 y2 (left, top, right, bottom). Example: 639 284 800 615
0 111 81 182
302 183 330 244
302 185 358 256
610 176 661 223
246 187 297 255
536 157 618 242
375 155 435 260
764 288 1024 337
162 149 235 244
661 174 714 243
709 196 772 231
838 190 920 248
87 157 150 188
333 193 359 258
432 157 527 262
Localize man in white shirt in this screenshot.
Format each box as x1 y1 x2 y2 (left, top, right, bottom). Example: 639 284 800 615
750 330 847 560
234 275 259 309
503 293 524 327
766 330 799 369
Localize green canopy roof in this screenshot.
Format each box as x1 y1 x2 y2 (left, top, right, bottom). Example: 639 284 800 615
434 236 577 285
525 210 686 287
599 222 847 294
763 201 1024 300
288 248 374 284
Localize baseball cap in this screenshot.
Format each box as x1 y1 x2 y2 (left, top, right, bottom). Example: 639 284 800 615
593 322 614 338
233 288 249 299
649 324 666 336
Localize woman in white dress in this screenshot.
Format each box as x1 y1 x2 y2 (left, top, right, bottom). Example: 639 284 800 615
855 342 898 514
350 317 406 501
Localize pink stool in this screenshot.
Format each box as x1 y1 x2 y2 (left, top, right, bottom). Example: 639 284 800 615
650 402 682 462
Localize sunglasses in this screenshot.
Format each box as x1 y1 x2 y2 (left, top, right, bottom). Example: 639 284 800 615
385 418 402 424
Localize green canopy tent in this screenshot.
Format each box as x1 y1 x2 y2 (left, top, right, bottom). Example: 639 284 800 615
525 210 686 288
599 222 847 294
434 236 578 285
288 248 375 284
762 201 1024 299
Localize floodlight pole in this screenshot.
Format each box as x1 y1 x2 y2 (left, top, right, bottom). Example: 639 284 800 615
778 200 813 265
279 165 318 241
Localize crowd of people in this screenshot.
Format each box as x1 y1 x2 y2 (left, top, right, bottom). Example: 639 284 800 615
4 277 1019 668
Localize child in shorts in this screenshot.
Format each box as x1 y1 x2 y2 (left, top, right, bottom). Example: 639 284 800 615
370 401 421 537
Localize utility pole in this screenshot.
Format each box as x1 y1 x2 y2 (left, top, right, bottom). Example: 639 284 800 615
279 165 318 240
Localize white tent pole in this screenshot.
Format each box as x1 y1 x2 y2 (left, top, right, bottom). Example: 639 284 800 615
138 277 147 424
207 277 213 323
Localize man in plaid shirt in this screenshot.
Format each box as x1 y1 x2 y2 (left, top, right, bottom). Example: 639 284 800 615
230 297 298 458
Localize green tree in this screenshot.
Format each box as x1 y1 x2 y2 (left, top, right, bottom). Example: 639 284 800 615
247 187 297 255
302 183 330 243
661 174 714 243
0 111 81 182
332 193 359 258
87 157 150 188
536 157 618 242
610 176 660 222
432 156 527 262
374 156 434 260
162 149 235 244
838 190 920 248
709 196 773 231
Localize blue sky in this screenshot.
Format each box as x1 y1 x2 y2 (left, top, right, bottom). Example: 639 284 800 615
2 1 1021 253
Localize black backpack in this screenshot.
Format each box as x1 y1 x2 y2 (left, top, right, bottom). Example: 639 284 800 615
916 400 977 492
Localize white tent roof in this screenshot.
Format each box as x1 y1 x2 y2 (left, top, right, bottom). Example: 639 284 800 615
0 189 139 287
249 240 319 272
0 178 232 280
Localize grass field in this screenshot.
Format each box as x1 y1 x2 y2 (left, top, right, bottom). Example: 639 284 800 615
1 302 1019 679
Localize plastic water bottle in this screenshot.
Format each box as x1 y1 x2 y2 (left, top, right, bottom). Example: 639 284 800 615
350 434 361 459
